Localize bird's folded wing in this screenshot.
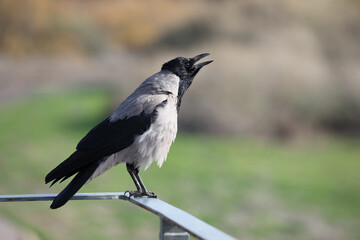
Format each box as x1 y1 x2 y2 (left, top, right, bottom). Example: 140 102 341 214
46 97 167 185
45 112 153 185
77 111 152 156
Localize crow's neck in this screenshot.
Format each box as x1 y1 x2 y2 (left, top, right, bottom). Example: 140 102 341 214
177 80 192 112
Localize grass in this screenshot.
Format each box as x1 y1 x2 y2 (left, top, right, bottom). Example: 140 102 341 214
0 88 359 240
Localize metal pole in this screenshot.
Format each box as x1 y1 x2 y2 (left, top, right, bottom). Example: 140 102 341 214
0 193 238 240
0 192 128 202
160 218 190 240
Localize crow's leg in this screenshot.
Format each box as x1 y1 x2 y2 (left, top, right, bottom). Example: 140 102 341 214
134 170 157 198
126 163 141 192
125 163 157 198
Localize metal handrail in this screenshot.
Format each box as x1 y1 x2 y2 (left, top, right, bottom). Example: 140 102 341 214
0 192 237 240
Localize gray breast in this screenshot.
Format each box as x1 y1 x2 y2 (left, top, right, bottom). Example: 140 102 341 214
114 94 178 170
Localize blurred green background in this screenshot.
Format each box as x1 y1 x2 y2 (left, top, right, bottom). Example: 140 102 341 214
0 0 359 239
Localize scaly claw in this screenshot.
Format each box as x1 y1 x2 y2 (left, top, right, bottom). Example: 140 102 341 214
124 190 157 198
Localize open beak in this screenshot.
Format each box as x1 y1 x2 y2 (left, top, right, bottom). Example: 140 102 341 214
191 53 213 72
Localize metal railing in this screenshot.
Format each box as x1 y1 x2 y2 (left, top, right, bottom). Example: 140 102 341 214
0 192 237 240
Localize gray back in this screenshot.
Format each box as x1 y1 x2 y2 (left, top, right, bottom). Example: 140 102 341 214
109 70 180 122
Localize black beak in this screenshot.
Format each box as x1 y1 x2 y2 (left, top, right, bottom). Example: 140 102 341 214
191 53 213 72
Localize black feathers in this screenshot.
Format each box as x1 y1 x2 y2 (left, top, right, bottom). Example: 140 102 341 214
162 53 212 111
46 113 153 185
45 151 96 185
162 57 191 81
77 113 152 155
50 162 99 209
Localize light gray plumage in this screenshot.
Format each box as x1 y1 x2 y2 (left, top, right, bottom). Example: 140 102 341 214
45 53 212 209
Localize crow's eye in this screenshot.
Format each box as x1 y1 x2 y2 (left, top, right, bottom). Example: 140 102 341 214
185 62 191 68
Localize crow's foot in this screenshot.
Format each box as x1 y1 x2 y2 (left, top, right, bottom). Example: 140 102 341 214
124 190 157 198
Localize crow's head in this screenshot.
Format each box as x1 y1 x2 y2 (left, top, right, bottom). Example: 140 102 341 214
161 53 212 98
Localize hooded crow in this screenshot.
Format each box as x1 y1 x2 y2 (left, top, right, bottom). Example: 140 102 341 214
45 53 213 209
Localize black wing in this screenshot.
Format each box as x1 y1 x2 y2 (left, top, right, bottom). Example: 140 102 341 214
45 111 153 185
77 111 152 155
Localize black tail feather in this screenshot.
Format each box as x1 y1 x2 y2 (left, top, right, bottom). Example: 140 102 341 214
50 162 99 209
45 151 95 185
49 178 61 187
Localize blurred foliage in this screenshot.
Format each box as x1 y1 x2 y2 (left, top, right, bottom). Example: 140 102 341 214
1 1 360 239
0 0 96 55
0 0 360 140
0 0 360 137
0 0 197 55
0 89 359 240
